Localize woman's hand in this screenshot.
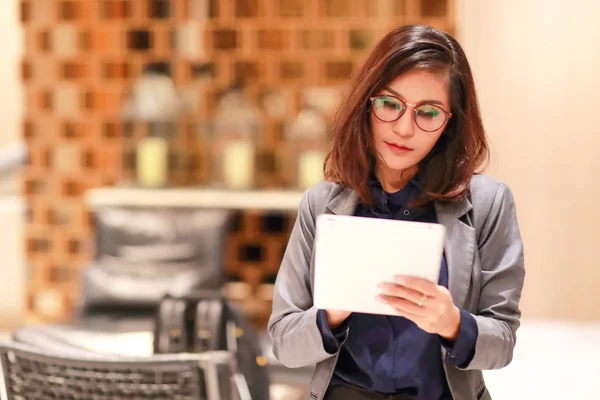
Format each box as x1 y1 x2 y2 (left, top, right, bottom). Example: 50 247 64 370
324 309 352 330
377 275 461 340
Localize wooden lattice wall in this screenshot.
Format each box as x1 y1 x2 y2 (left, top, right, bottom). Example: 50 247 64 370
21 0 455 326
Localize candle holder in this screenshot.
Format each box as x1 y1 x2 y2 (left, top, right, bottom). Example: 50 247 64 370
285 107 328 190
121 67 186 188
211 86 262 190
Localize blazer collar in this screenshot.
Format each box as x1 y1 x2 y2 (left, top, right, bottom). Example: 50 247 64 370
326 184 473 219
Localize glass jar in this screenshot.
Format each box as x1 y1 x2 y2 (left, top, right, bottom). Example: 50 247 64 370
122 70 183 188
211 88 262 190
285 107 328 190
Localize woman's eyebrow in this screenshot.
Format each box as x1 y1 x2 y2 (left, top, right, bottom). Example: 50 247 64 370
383 86 445 106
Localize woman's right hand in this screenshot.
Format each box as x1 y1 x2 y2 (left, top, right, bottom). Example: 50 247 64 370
324 309 352 330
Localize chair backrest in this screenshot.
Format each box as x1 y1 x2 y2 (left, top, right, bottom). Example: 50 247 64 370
0 341 234 400
81 207 232 309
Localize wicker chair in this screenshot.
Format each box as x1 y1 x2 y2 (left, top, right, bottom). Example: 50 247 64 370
0 341 238 400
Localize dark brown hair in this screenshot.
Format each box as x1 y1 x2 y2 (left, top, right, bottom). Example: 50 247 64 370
324 25 489 206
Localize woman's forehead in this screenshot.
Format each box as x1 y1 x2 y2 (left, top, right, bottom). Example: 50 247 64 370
382 69 450 105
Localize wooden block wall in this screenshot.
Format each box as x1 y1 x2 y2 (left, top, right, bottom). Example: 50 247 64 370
21 0 455 325
223 210 296 328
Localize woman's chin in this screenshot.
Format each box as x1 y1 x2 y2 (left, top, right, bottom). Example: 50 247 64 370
381 158 416 173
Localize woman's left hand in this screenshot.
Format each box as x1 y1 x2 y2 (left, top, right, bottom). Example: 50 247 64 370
377 275 461 341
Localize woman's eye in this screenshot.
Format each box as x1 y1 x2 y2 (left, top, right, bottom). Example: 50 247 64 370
417 106 440 118
377 97 400 110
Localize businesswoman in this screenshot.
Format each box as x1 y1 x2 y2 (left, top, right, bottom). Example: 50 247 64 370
268 25 525 400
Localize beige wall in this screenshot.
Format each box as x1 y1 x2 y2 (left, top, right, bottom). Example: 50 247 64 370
0 0 22 147
0 0 25 328
457 0 600 320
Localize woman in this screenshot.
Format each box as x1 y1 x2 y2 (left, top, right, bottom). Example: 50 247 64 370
268 25 525 400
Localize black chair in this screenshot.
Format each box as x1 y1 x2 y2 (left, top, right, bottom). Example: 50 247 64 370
78 207 232 325
0 341 237 400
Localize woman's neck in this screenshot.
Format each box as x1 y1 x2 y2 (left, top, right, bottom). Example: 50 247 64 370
375 165 417 193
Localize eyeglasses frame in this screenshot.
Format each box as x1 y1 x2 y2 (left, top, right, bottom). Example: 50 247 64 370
368 95 452 132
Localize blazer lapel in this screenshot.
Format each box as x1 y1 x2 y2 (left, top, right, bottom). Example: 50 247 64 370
326 186 359 216
435 199 475 309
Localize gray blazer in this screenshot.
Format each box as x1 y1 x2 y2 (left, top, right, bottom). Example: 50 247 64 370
268 174 525 400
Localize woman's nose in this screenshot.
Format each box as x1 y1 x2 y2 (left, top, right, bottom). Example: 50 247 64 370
391 109 416 138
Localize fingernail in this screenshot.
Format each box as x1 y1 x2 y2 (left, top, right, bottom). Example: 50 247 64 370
394 276 405 284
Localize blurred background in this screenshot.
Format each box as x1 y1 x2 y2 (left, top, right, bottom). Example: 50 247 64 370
0 0 599 399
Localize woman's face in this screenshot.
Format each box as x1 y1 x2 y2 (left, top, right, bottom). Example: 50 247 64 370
370 69 451 183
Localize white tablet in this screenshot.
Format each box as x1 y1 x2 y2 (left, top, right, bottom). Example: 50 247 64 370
313 214 446 316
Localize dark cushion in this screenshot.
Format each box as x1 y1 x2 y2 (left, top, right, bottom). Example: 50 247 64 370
82 207 231 308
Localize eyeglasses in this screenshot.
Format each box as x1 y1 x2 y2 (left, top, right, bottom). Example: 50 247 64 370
369 95 452 132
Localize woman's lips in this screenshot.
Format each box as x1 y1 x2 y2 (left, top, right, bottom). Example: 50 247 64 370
386 142 413 153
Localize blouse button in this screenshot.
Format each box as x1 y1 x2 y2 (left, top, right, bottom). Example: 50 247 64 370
403 210 410 216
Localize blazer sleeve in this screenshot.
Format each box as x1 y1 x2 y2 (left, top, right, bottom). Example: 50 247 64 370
461 182 526 370
267 187 344 368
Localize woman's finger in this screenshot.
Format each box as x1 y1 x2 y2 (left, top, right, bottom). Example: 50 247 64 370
393 276 439 296
377 294 431 316
378 282 436 306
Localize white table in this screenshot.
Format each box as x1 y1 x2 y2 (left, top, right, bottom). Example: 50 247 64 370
86 187 304 210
